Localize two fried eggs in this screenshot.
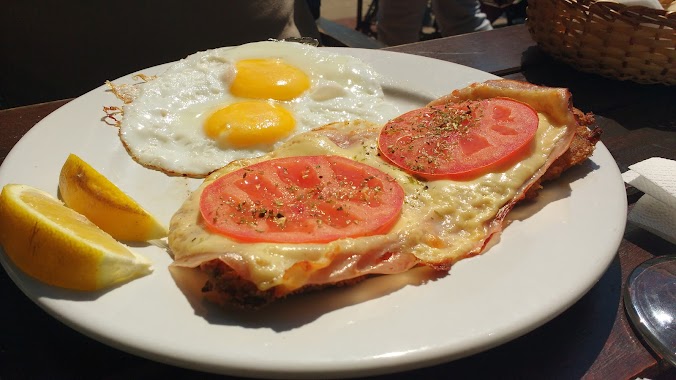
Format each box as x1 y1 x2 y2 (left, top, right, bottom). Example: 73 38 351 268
119 41 398 177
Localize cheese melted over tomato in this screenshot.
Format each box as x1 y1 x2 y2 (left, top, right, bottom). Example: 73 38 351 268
169 80 577 297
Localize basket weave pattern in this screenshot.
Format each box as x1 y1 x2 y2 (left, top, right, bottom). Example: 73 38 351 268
527 0 676 85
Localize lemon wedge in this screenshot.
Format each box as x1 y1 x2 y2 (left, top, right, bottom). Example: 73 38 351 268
0 184 152 290
58 154 167 242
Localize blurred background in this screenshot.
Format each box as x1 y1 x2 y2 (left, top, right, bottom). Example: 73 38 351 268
0 0 525 109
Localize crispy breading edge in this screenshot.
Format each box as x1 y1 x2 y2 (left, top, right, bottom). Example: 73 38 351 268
524 108 601 199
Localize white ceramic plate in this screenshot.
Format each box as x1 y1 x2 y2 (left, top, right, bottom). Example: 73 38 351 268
0 48 626 379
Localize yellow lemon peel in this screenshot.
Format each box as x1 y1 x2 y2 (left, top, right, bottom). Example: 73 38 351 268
0 184 152 291
58 154 167 242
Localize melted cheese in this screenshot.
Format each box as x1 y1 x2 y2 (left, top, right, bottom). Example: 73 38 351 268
169 110 570 293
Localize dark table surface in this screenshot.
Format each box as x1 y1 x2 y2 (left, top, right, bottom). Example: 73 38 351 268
1 24 675 379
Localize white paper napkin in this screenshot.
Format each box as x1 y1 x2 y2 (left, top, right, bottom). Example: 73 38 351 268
622 157 676 244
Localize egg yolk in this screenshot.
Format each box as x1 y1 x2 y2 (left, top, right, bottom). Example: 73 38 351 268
204 101 295 148
230 59 310 101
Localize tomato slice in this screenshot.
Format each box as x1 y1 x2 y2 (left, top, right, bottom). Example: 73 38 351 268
199 155 405 243
378 97 539 180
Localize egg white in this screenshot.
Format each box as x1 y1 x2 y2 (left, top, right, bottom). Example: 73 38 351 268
119 40 399 178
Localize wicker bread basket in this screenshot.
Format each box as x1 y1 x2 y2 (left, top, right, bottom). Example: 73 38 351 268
526 0 676 85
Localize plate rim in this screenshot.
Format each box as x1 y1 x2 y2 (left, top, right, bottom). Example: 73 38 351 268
0 47 626 378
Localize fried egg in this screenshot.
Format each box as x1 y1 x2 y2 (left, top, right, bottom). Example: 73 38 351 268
119 41 398 177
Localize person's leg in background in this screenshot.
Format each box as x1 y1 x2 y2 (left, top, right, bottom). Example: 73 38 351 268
376 0 429 46
0 0 321 108
304 0 321 20
296 0 322 37
431 0 492 36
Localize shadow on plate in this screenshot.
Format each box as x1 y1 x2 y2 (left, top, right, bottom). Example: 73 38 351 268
508 157 600 222
391 254 622 379
170 264 446 332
